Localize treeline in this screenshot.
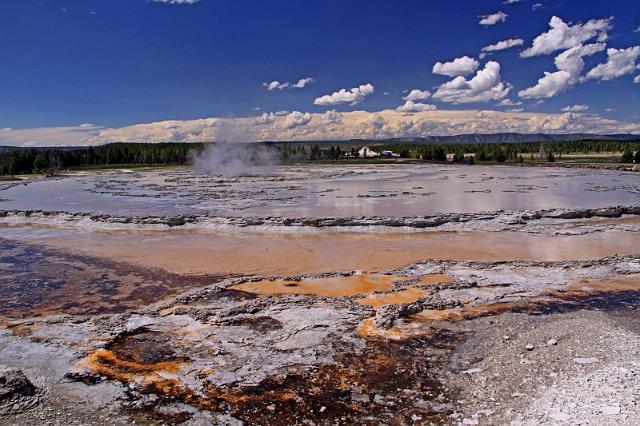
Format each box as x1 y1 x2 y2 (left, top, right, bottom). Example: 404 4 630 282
1 139 639 175
0 142 346 174
374 139 640 163
0 143 203 175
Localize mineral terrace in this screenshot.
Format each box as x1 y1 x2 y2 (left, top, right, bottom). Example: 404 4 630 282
0 163 639 425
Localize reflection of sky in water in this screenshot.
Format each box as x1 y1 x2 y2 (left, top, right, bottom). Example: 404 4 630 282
1 164 639 217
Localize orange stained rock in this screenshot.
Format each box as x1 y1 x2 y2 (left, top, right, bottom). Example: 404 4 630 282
356 316 451 341
81 348 184 382
356 287 429 308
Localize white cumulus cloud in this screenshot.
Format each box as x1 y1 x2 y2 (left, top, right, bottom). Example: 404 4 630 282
433 56 479 77
320 110 343 125
292 77 315 88
518 71 573 99
283 111 312 129
585 46 640 81
263 81 289 90
403 89 431 101
263 77 314 90
433 61 511 104
519 43 605 98
635 75 640 84
396 101 437 113
497 99 522 106
520 16 612 58
479 11 508 26
480 39 524 58
255 112 276 125
3 109 640 147
151 0 201 4
313 84 374 106
562 104 589 112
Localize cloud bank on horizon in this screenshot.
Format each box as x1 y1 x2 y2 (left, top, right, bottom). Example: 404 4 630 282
3 109 640 147
2 1 640 147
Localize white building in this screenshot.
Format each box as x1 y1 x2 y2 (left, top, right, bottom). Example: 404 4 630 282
380 150 400 157
358 146 380 158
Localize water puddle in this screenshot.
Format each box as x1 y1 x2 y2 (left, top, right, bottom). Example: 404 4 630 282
4 225 639 277
230 273 397 298
230 273 450 299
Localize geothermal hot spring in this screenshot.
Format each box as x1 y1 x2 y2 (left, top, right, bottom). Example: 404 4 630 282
1 163 639 425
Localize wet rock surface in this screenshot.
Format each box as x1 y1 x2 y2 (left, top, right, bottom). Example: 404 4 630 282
0 242 638 424
1 165 639 424
2 203 640 231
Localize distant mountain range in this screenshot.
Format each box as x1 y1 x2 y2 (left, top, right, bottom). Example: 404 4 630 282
345 133 640 145
1 133 638 150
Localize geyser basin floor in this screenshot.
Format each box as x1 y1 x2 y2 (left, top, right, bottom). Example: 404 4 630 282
2 164 640 425
2 164 639 217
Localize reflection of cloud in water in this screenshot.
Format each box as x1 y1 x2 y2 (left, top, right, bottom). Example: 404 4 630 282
1 164 640 217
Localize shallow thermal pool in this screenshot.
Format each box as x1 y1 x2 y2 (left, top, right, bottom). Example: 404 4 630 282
1 163 639 217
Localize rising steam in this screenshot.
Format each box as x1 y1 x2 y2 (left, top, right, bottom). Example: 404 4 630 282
191 141 279 176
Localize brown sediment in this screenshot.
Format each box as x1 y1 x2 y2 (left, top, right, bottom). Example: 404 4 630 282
230 273 398 298
14 227 640 277
568 215 640 226
204 338 455 425
84 349 184 381
414 285 640 325
414 302 522 322
361 279 640 339
415 273 452 286
356 287 430 308
6 322 37 337
121 335 460 425
357 317 427 340
0 239 229 318
226 316 284 333
81 329 188 382
230 273 451 299
567 273 640 293
158 304 189 317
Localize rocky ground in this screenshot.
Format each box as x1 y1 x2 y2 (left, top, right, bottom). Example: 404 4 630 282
1 165 639 425
0 239 638 424
441 306 640 425
2 204 640 231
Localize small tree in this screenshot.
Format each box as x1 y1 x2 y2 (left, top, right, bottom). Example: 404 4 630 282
433 147 446 162
33 153 46 172
547 151 555 162
621 149 633 163
634 150 640 164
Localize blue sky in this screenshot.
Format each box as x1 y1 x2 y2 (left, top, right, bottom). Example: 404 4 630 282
0 0 639 145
